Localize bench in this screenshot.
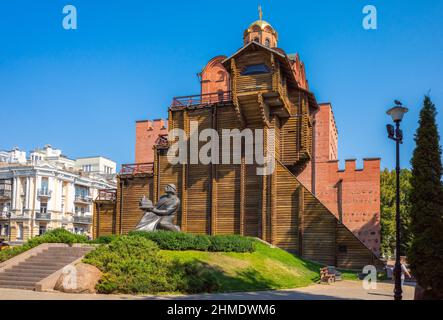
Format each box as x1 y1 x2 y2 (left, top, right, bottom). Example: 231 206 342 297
320 267 336 284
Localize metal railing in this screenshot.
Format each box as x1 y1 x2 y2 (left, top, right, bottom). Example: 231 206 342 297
171 91 232 108
0 211 10 219
120 163 154 175
74 195 93 203
37 188 52 198
96 189 117 201
35 212 51 220
9 213 31 220
0 190 12 198
73 215 92 224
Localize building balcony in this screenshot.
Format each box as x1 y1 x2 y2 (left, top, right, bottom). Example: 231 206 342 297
0 211 10 220
35 212 52 221
0 190 12 199
73 215 92 225
74 195 93 204
9 213 31 220
37 188 52 198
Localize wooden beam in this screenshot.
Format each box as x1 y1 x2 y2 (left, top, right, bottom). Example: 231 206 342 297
181 110 189 232
231 58 246 128
298 186 304 256
240 155 245 236
211 107 218 235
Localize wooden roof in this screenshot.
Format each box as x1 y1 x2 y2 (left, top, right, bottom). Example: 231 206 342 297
222 41 318 110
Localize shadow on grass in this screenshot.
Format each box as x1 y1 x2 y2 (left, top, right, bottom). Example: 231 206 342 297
188 259 282 293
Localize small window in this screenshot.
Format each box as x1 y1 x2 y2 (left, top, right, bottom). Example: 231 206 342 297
241 64 271 76
265 38 270 47
253 37 259 42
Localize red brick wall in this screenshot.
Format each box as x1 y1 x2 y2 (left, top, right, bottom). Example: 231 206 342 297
135 119 167 163
298 103 381 256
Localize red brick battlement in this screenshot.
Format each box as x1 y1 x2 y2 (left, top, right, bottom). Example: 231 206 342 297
135 119 167 163
298 102 381 256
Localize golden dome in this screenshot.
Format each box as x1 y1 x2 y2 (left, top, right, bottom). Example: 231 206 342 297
248 19 273 31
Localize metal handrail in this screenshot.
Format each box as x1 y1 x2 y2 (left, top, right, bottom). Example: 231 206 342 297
171 91 232 108
96 189 117 201
120 163 154 175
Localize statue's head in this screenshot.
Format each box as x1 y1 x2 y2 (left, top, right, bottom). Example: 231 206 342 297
165 184 177 195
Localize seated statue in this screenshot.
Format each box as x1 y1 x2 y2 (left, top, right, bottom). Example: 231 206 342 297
134 184 181 232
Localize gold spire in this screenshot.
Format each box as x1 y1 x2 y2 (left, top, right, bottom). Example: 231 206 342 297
258 5 263 21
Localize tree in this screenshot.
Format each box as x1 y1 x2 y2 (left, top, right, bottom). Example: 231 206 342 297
380 168 412 258
409 95 443 299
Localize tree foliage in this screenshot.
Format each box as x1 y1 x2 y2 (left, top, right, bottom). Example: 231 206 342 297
380 168 412 258
409 95 443 299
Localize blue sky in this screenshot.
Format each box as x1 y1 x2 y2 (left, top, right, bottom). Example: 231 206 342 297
0 0 442 170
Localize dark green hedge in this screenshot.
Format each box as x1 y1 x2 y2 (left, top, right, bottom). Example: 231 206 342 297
128 231 256 253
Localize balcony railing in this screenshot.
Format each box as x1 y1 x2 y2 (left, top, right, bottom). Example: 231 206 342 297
171 91 232 109
0 190 12 199
74 195 93 204
9 213 31 220
35 212 51 220
73 215 92 224
37 188 52 198
96 189 117 201
0 211 10 220
120 163 154 175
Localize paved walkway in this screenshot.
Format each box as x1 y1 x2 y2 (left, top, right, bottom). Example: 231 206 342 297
0 281 415 300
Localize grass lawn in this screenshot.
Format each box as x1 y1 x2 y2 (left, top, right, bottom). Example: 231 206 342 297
160 241 358 292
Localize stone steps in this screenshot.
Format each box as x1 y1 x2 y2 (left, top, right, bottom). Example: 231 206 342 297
0 245 93 291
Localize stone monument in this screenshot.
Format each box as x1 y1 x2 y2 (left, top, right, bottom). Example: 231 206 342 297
134 184 180 232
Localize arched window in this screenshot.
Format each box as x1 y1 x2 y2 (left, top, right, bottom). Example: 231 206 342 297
253 37 259 43
265 38 270 47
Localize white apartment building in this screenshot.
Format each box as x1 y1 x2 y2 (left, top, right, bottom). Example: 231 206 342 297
75 156 116 176
0 145 116 242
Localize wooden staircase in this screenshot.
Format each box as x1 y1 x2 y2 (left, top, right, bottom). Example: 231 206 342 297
0 246 92 290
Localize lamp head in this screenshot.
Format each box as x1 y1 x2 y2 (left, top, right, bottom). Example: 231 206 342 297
387 101 408 122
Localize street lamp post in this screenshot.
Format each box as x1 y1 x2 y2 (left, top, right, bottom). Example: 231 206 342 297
386 100 408 301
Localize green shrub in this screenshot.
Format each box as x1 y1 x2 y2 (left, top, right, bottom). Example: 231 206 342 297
83 235 219 294
128 231 255 253
28 228 89 246
128 231 207 251
209 235 255 253
91 234 119 244
0 245 31 263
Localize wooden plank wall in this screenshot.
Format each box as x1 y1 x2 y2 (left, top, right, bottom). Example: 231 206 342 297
274 162 299 252
274 160 382 269
301 191 337 265
186 109 212 234
93 200 116 238
157 152 182 226
116 175 153 235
